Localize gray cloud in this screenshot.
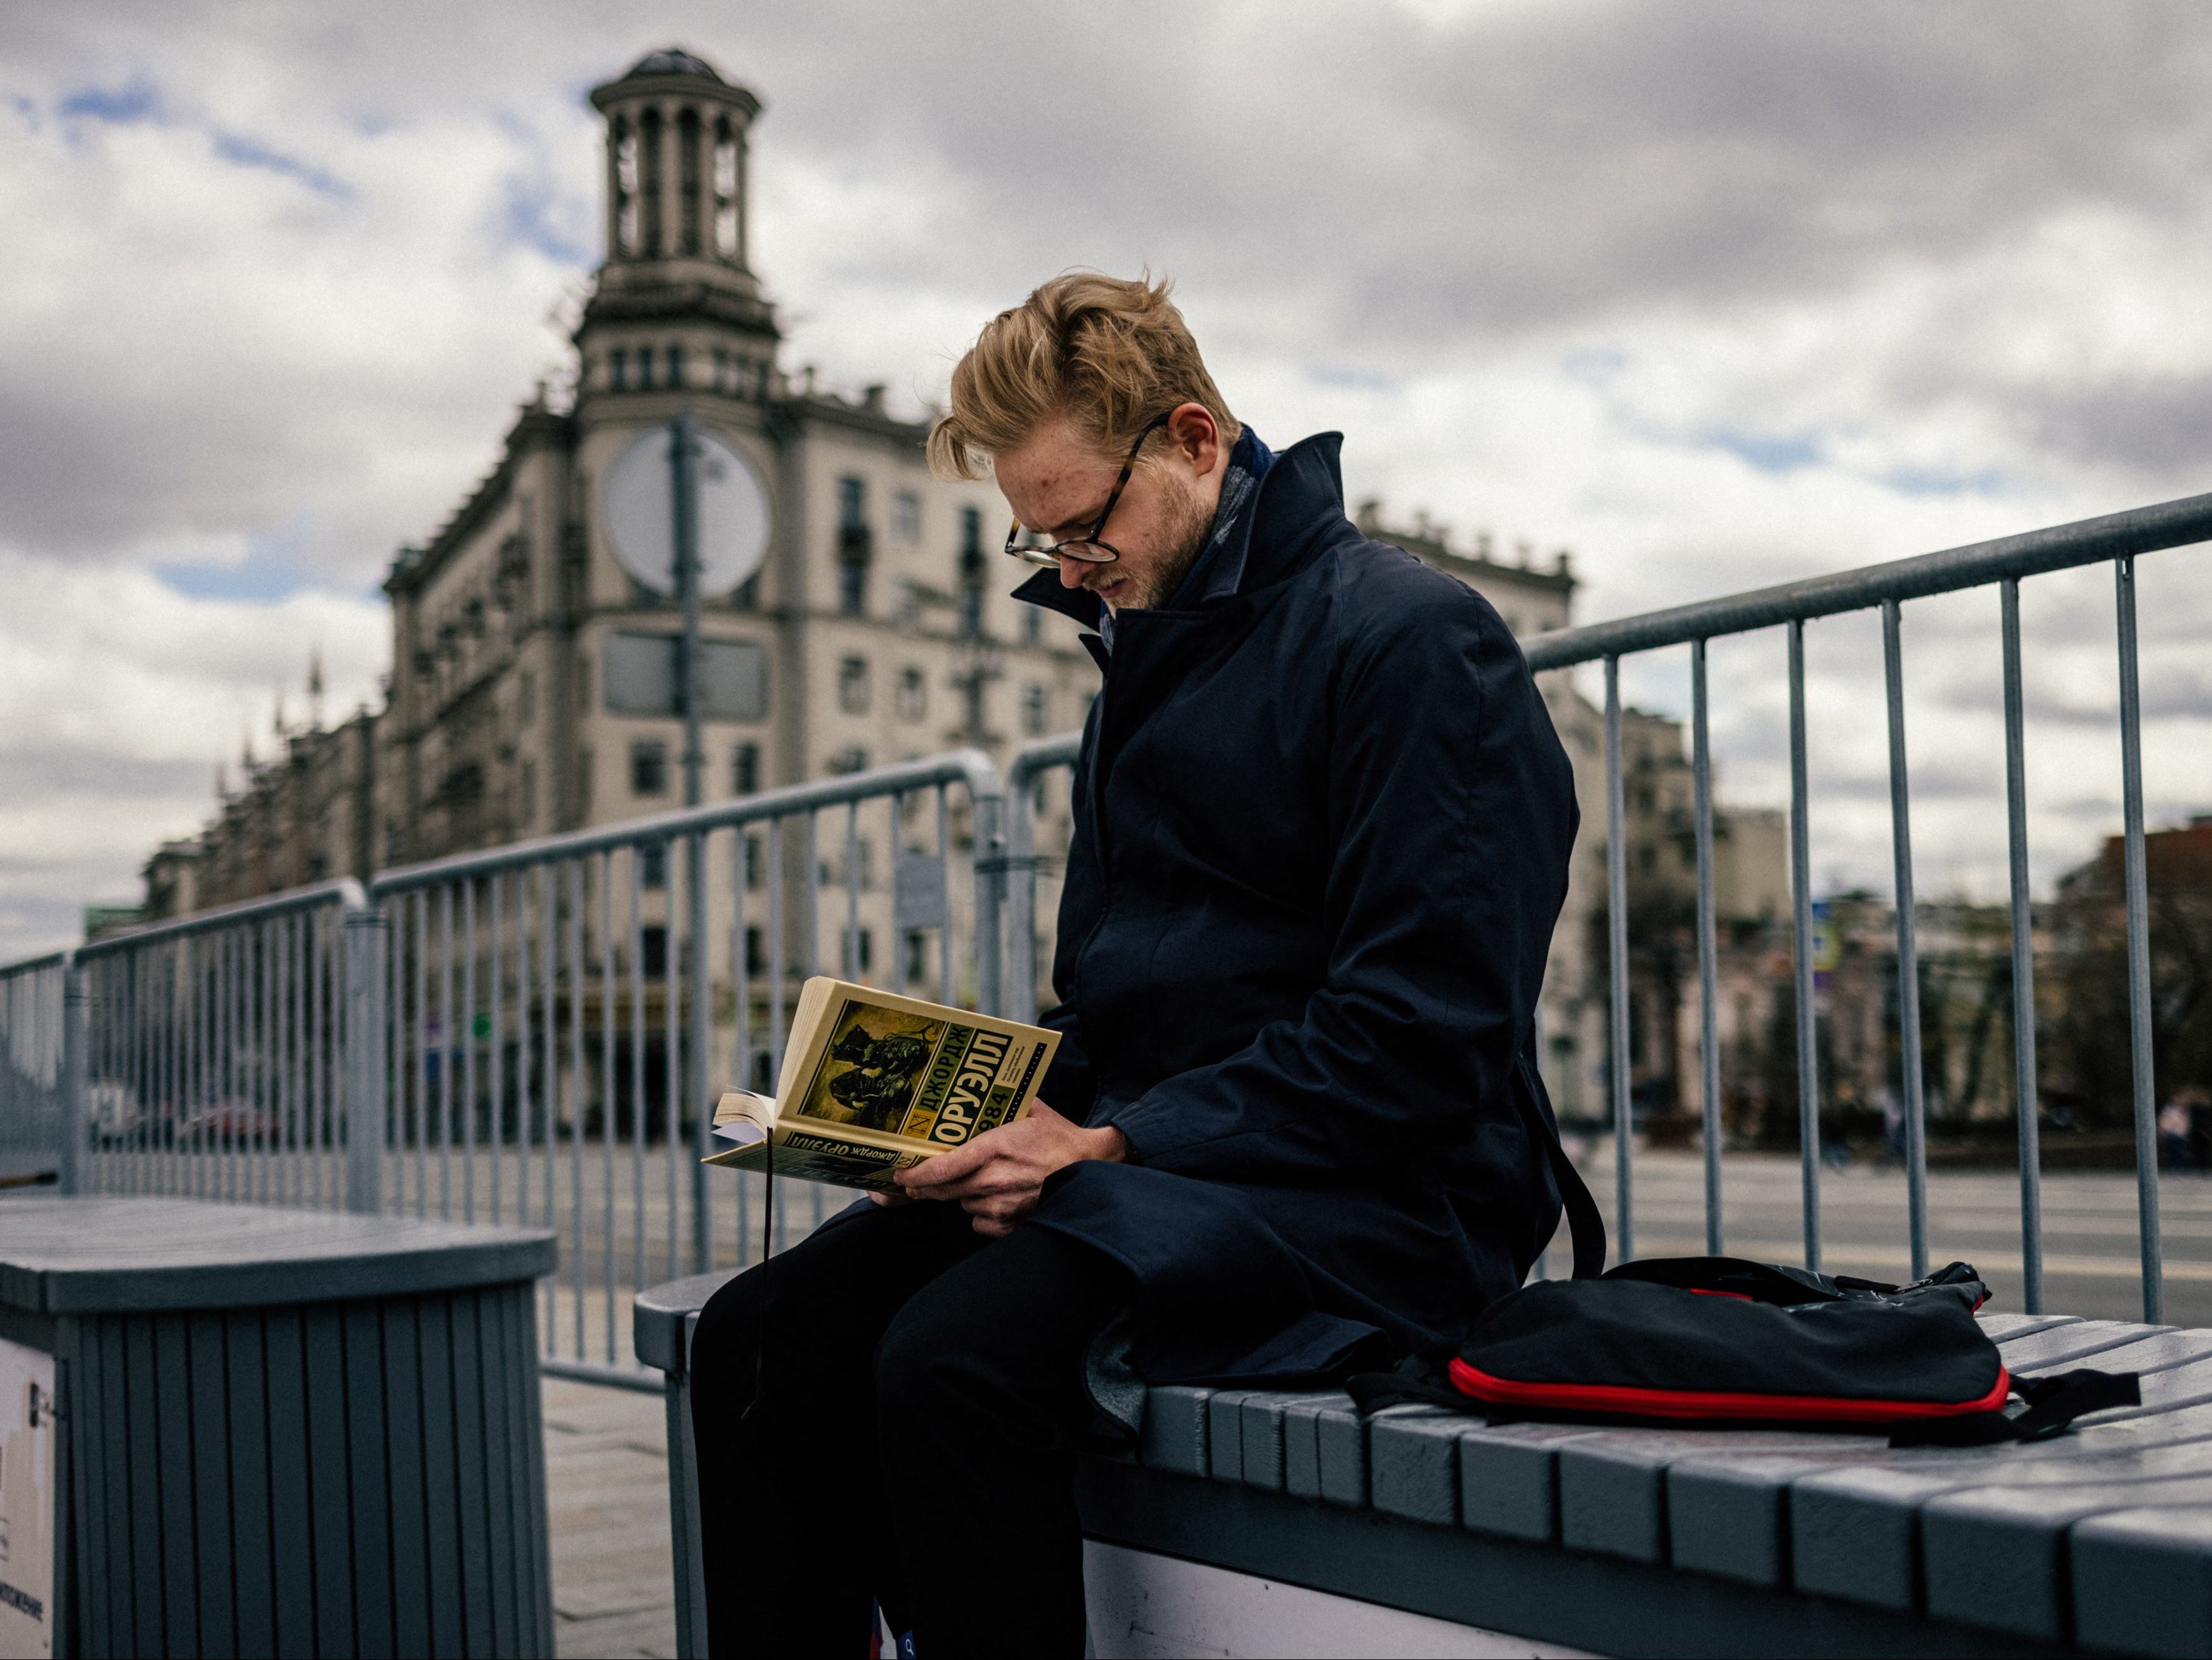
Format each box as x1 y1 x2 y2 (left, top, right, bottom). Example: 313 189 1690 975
2 2 2211 957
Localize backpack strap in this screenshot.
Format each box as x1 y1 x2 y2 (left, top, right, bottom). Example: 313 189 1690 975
1514 1054 1606 1280
1548 1132 1607 1281
1888 1368 2141 1446
1345 1356 1475 1415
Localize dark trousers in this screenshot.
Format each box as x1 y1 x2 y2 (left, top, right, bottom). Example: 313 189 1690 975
689 1199 1130 1658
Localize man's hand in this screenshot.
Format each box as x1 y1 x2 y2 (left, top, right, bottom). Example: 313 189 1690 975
890 1101 1127 1236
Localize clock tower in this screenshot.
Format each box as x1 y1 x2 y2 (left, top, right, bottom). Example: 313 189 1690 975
577 48 780 403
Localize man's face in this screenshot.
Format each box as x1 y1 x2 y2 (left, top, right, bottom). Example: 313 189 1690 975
993 403 1228 612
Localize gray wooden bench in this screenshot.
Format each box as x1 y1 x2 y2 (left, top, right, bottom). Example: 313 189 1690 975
0 1195 559 1659
638 1277 2212 1657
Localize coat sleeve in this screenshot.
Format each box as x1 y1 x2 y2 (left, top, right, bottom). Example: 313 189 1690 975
1099 571 1578 1177
1035 1001 1097 1122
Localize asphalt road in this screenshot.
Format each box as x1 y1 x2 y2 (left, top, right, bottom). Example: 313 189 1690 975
1560 1143 2212 1326
81 1140 2212 1352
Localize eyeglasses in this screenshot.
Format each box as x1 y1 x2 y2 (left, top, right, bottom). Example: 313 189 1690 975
1004 413 1172 568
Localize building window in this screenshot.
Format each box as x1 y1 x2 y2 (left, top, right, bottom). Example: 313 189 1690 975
712 347 728 390
732 742 760 797
1021 607 1042 646
610 348 628 392
837 476 872 616
845 928 874 978
838 656 870 715
578 748 594 815
631 740 669 796
827 746 869 776
519 668 536 723
642 925 668 978
959 505 986 639
1022 684 1048 737
520 758 536 826
745 924 765 975
714 118 740 257
639 842 667 890
895 490 921 541
666 344 683 389
635 346 652 391
905 930 929 985
895 666 926 722
744 832 763 890
613 118 639 254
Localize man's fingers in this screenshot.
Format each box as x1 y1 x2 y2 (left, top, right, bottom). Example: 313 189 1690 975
900 1141 987 1190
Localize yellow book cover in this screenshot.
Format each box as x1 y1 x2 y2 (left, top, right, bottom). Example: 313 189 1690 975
704 978 1060 1192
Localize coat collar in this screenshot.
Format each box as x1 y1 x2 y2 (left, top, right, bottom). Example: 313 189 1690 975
1011 431 1352 632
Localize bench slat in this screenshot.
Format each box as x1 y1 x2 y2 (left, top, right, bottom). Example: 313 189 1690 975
1368 1408 1469 1526
1994 1320 2165 1371
1138 1384 1212 1477
1979 1313 2082 1342
1558 1430 1877 1566
2071 1504 2212 1659
1924 1472 2212 1640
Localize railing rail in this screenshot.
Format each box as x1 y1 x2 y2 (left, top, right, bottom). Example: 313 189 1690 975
1523 486 2211 1322
3 485 2204 1354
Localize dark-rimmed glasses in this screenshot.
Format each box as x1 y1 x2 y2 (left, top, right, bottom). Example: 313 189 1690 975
1004 413 1171 567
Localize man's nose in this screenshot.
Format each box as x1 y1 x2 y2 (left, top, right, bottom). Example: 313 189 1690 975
1056 554 1091 589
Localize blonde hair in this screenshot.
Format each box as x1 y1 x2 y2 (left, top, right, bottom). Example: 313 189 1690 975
927 271 1241 481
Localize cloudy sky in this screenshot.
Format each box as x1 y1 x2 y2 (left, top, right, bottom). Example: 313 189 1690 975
2 1 2209 958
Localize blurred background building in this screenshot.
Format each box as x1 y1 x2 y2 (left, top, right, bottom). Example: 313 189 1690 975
120 44 1807 1122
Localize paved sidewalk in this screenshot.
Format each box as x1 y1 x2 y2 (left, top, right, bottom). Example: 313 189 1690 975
544 1377 679 1659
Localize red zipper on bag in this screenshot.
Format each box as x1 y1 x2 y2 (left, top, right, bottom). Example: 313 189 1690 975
1445 1358 2013 1423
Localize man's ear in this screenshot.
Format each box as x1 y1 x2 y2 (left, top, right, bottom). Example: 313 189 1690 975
1164 402 1223 477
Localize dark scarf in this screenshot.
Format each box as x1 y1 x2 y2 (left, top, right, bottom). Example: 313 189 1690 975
1097 427 1275 654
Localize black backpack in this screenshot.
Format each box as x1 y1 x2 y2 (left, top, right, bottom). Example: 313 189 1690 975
1350 1138 2137 1446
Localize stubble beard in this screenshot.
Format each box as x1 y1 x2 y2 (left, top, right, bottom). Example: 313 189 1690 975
1110 476 1216 612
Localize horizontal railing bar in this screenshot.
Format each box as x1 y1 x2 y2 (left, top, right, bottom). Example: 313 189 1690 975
0 953 67 977
370 748 1003 896
1008 731 1083 788
1523 487 2212 670
72 879 367 963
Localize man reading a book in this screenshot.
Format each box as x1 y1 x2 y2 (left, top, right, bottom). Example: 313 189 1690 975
690 272 1579 1657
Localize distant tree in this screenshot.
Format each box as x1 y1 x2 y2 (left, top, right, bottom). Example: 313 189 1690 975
2045 824 2212 1127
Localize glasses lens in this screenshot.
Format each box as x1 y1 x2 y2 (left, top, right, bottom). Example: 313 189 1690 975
1009 540 1116 567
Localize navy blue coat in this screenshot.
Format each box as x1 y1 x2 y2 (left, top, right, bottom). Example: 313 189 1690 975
1014 432 1581 1382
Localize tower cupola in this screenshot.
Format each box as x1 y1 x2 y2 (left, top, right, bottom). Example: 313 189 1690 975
578 47 778 375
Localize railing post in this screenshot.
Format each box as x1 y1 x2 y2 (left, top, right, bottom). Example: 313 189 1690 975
1004 776 1039 1027
688 831 712 1275
1604 656 1632 1264
59 956 85 1197
973 791 1007 1020
344 904 388 1215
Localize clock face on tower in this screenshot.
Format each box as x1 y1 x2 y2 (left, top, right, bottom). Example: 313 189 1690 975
601 425 772 595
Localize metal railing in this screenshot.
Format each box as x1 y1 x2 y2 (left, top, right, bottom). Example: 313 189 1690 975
4 487 2206 1361
364 750 1004 1384
1522 488 2212 1323
1004 732 1084 1027
11 754 1004 1386
65 880 380 1210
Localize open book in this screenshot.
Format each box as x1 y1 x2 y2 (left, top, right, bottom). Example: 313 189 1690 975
704 977 1061 1192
